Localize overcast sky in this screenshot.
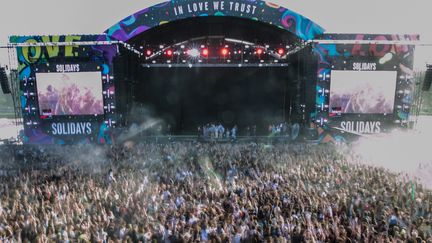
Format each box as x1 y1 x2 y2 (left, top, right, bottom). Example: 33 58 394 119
0 0 430 69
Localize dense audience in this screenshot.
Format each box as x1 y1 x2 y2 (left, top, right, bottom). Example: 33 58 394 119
0 142 431 242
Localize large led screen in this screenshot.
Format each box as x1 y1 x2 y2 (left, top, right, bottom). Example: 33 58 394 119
329 71 397 114
36 72 104 116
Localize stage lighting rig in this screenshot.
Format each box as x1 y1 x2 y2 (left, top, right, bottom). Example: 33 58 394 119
256 48 264 55
165 49 173 57
187 48 200 57
202 48 209 57
277 48 285 55
139 37 293 66
221 48 229 56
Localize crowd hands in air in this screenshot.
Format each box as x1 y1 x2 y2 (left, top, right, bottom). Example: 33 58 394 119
0 143 431 242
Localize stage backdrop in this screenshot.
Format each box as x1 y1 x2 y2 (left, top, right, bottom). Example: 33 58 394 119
10 0 326 145
312 34 419 143
9 35 118 144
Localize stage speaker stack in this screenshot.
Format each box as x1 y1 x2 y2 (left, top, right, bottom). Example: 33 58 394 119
0 67 11 94
113 55 128 126
422 65 432 91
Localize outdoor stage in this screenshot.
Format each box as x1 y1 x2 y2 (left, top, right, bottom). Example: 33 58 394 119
7 0 419 145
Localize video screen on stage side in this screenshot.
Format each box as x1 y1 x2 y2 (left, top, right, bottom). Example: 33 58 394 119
329 71 397 114
36 72 104 116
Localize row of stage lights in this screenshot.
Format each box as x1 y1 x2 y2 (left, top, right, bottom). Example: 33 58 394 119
142 46 287 59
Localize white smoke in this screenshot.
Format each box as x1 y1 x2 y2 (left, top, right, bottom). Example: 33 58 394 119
117 118 163 143
351 116 432 189
118 103 168 143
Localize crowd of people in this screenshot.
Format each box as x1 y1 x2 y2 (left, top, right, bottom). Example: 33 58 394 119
0 142 431 242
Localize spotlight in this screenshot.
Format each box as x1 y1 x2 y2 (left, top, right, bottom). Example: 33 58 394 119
145 49 152 56
277 48 285 55
187 49 200 57
256 48 264 55
221 48 229 56
166 49 173 57
202 48 209 57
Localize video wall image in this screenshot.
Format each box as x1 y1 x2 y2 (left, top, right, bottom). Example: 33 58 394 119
36 72 104 116
329 71 397 114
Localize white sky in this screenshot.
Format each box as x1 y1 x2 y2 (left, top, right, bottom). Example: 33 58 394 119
0 0 431 70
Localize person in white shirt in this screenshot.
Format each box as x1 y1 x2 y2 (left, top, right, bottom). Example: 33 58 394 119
231 125 237 140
